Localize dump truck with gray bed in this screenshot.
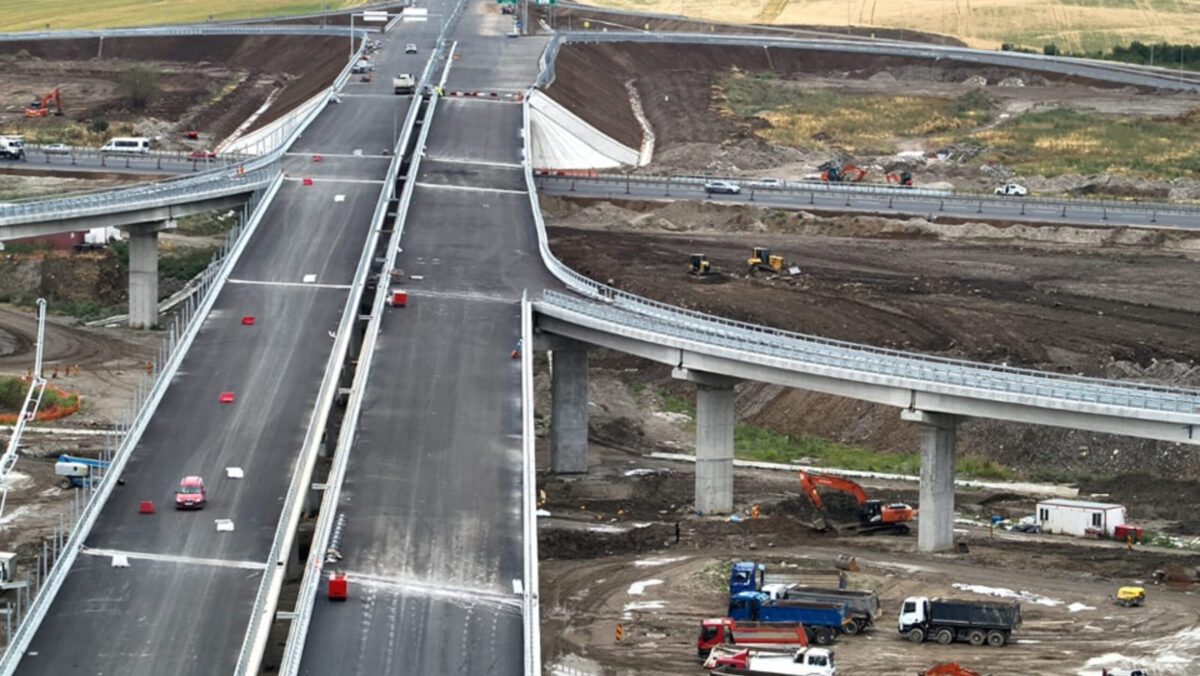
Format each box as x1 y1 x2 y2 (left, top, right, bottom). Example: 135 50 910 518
898 596 1021 647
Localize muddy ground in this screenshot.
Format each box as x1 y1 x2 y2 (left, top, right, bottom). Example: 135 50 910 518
0 33 347 150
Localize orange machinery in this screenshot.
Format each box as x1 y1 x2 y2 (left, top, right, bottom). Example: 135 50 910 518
797 469 915 535
25 88 62 117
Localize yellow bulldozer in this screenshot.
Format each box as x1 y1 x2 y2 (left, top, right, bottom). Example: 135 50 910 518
1115 586 1145 607
747 247 784 274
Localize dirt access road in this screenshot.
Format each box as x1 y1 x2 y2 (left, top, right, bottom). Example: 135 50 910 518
538 445 1200 676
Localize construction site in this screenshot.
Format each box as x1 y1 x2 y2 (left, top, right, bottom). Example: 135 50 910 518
0 5 1197 676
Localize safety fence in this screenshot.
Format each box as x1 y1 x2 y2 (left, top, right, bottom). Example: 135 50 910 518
0 174 282 674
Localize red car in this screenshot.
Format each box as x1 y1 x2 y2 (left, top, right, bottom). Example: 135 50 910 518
189 149 216 159
175 476 206 509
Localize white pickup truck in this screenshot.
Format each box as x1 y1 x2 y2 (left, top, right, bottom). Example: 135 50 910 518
393 73 416 95
994 183 1028 196
704 645 835 676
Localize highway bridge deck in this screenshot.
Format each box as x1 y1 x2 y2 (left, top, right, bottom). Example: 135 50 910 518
296 4 552 673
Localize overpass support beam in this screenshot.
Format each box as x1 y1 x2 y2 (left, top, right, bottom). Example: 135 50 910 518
123 219 177 329
903 409 961 552
674 368 739 515
550 341 589 474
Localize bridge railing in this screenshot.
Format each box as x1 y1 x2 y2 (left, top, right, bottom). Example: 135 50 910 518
0 173 282 673
537 172 1200 217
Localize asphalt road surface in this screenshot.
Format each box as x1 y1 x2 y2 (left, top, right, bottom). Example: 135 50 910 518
296 3 554 674
12 26 434 676
538 176 1200 230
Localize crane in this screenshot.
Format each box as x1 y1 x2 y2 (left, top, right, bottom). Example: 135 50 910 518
0 299 47 524
25 88 63 117
797 469 915 535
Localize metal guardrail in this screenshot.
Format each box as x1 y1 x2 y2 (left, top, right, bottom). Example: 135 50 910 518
0 175 282 674
553 31 1200 92
275 6 469 674
539 173 1200 218
541 290 1200 416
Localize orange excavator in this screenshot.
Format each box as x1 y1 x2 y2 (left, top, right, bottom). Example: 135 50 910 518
25 88 63 117
797 469 915 535
918 664 986 676
819 163 868 183
886 171 914 186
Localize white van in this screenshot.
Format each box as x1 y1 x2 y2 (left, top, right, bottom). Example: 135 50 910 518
100 137 151 154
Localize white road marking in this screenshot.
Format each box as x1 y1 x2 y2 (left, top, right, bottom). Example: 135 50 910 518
423 157 522 169
413 181 525 195
284 151 392 159
344 571 523 610
81 547 267 571
406 289 518 304
283 176 385 185
334 194 346 202
226 278 352 290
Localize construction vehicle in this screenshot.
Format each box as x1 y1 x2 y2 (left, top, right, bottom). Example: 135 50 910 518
818 163 867 183
698 618 815 655
797 469 915 535
728 592 849 643
25 88 63 117
393 73 416 95
730 562 879 635
704 645 836 676
747 247 784 274
54 454 110 489
0 136 25 160
886 171 913 186
689 253 715 277
918 664 985 676
898 596 1021 647
1115 586 1146 607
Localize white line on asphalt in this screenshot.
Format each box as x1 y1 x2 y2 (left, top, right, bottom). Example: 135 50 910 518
345 571 523 610
413 182 525 195
81 547 268 571
227 279 352 290
407 289 520 304
284 152 393 159
0 426 111 436
423 157 522 169
282 176 385 185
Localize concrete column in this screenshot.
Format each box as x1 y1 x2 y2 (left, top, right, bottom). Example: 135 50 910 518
903 409 961 552
123 219 176 329
550 345 589 474
695 382 736 515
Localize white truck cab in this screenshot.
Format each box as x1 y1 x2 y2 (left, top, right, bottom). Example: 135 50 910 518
994 182 1028 196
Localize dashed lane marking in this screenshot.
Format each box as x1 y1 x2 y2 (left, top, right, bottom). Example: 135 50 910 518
413 181 525 195
227 278 352 290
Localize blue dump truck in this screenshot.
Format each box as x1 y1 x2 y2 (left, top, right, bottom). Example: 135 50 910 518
898 596 1022 647
728 592 851 645
730 561 880 634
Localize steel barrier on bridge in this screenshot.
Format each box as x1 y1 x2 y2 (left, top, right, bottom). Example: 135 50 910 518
0 175 283 674
0 25 360 40
538 173 1200 219
274 3 471 673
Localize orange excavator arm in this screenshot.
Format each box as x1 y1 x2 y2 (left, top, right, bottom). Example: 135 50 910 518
841 165 868 182
797 470 869 506
919 663 984 676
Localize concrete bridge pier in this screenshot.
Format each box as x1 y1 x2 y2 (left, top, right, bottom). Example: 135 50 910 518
903 409 961 552
673 368 739 515
549 340 590 474
123 219 177 329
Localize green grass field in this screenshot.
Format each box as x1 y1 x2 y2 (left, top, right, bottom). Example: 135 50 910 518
0 1 364 32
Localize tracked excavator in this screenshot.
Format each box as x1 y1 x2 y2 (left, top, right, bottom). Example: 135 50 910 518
886 171 913 186
25 88 63 117
819 163 868 183
797 469 915 535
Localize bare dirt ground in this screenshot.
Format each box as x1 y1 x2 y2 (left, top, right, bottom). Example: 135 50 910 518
0 34 347 150
536 194 1200 674
545 41 1200 198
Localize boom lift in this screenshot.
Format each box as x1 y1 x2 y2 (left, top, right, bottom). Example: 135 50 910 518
25 88 63 117
55 454 111 488
797 469 915 535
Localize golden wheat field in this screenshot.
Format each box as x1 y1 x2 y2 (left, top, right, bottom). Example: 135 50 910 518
0 1 364 32
586 0 1199 51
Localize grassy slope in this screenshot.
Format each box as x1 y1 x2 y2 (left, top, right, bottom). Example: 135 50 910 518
1 0 365 31
581 0 1200 51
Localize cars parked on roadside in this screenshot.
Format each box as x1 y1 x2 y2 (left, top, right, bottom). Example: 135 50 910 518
704 179 742 195
42 143 71 155
995 182 1028 196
